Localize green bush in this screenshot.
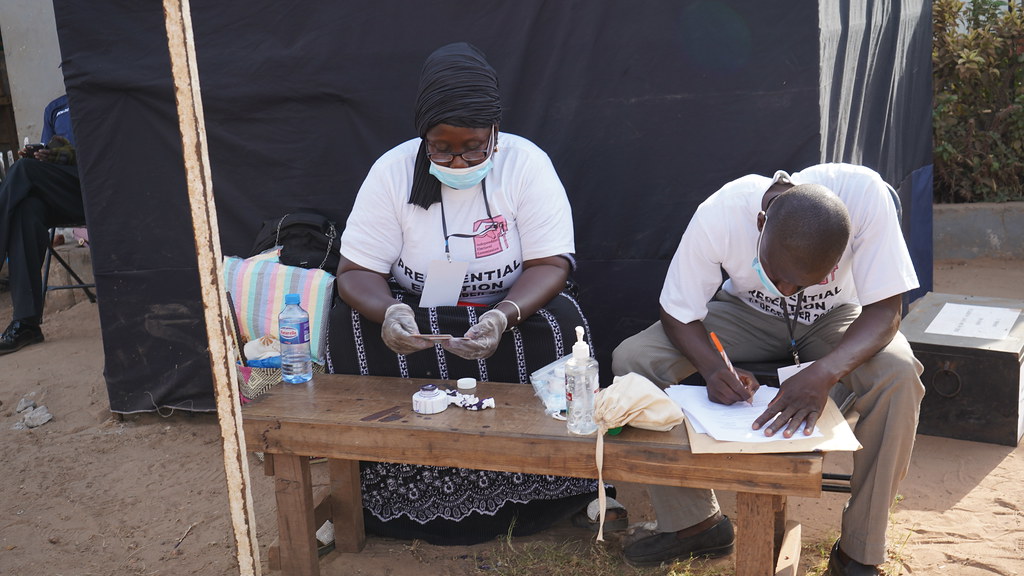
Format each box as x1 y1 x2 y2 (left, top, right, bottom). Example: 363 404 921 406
933 0 1024 203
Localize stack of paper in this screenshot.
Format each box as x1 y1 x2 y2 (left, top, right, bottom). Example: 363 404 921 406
665 385 822 443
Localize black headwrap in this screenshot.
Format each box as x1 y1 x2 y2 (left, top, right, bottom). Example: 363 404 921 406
409 42 502 209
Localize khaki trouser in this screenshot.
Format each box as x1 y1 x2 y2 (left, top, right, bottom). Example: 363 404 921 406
611 291 924 565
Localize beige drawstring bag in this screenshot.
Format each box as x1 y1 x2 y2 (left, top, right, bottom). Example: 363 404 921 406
591 372 685 541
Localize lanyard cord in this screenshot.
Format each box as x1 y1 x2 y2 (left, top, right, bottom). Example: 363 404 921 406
779 293 804 365
440 180 494 262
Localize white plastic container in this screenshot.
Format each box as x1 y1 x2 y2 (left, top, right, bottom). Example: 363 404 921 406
412 384 449 414
457 377 478 396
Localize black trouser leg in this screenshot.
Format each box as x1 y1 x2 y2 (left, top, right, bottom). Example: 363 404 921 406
9 197 49 324
0 159 84 324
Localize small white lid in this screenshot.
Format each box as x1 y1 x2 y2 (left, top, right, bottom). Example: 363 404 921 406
457 377 477 390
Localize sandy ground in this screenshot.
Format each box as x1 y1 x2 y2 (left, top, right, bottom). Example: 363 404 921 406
0 257 1021 576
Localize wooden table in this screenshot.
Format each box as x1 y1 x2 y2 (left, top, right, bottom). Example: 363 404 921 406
242 374 823 576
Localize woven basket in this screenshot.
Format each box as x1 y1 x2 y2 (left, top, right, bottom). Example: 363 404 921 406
237 362 326 400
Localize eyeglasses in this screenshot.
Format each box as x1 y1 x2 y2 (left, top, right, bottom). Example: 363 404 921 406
426 127 495 165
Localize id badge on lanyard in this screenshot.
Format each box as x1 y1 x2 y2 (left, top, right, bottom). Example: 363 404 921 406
421 183 491 307
419 259 468 307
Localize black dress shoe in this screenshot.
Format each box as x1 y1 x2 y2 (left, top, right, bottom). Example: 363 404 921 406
827 539 881 576
624 514 735 567
0 321 44 355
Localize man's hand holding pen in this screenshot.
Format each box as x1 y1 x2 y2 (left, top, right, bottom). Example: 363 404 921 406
706 332 759 406
706 365 760 406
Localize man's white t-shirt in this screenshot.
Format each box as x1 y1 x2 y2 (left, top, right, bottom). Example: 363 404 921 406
341 132 574 305
660 163 919 325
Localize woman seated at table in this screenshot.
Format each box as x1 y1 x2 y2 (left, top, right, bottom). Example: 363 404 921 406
331 42 622 545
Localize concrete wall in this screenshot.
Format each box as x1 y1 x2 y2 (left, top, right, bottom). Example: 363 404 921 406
0 1 66 144
933 201 1024 260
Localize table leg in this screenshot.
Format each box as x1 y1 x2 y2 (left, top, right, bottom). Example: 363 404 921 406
273 454 319 576
735 492 776 576
773 495 787 559
772 495 802 576
328 459 366 552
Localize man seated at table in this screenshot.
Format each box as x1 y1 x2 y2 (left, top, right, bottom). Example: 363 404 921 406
612 163 924 575
0 94 85 355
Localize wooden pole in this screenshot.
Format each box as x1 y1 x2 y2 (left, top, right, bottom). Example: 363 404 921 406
162 1 261 574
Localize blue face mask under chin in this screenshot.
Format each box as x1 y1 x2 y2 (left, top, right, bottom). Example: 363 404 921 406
429 158 493 190
751 255 786 298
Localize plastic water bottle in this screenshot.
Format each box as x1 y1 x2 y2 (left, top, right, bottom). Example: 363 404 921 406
279 293 313 383
565 326 598 435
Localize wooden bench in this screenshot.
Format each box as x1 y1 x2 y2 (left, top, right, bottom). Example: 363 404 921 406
242 374 823 576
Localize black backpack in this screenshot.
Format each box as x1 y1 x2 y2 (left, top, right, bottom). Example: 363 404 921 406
249 212 340 272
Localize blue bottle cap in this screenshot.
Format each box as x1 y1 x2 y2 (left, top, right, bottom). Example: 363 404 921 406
285 293 300 305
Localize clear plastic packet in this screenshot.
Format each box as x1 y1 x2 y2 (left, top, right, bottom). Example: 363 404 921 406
529 354 572 416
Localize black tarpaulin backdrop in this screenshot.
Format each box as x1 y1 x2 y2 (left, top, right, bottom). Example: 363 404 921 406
52 1 932 413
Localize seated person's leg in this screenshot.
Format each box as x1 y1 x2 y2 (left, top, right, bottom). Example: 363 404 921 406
611 320 695 386
0 158 83 276
1 197 49 354
612 294 794 565
800 304 924 566
612 291 796 385
611 327 733 565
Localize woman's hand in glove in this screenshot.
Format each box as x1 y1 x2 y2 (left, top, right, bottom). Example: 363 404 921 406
381 303 433 355
442 309 508 360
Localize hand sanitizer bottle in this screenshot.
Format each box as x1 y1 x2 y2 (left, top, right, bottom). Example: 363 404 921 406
565 326 598 436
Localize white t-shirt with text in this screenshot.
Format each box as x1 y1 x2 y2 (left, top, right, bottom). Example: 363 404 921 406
341 132 574 305
660 163 919 325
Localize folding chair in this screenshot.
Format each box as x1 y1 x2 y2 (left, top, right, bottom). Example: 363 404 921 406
40 226 96 319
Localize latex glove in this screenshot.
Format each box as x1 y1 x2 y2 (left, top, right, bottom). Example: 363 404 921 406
381 303 433 355
443 309 508 360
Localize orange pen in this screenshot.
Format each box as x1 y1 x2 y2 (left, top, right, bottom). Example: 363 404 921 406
709 332 753 405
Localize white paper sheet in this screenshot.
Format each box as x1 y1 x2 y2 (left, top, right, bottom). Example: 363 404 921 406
924 303 1021 340
666 384 823 443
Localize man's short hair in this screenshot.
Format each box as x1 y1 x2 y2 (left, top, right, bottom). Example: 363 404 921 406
767 183 851 266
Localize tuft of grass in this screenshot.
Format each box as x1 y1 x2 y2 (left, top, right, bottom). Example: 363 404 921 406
882 494 912 576
478 495 915 576
480 534 732 576
486 538 624 575
803 531 841 576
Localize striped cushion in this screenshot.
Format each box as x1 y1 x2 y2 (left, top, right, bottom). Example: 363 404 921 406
222 255 335 362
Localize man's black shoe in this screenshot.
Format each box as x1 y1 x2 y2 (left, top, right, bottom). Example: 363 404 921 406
827 539 881 576
0 321 44 355
623 513 735 567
